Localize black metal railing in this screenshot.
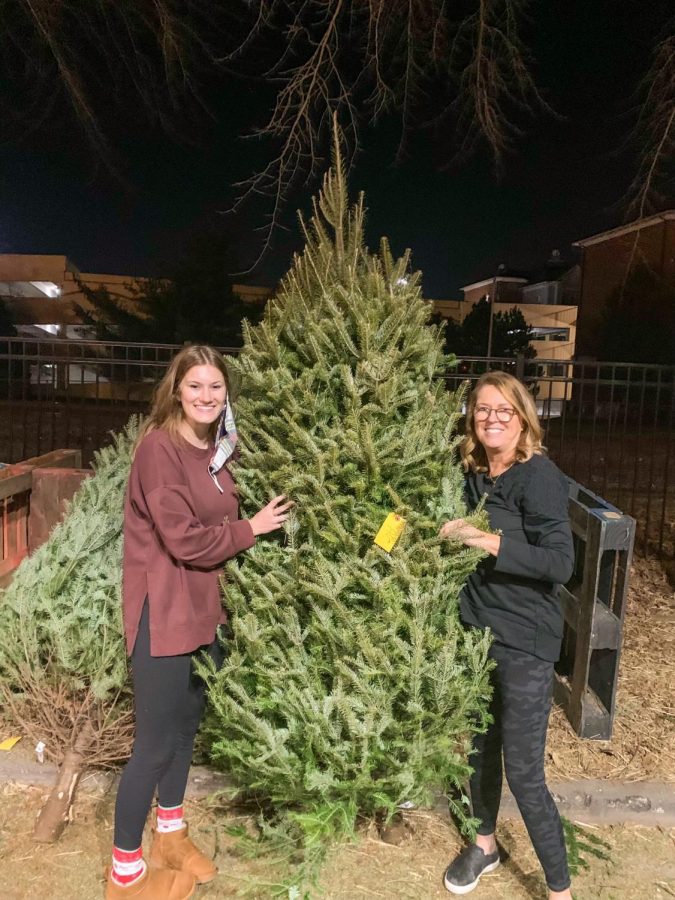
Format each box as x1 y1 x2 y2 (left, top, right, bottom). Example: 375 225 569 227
0 338 673 561
0 337 236 467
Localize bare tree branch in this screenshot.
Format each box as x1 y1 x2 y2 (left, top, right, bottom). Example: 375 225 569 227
4 1 671 277
228 0 360 271
229 0 552 268
616 20 675 291
625 23 675 220
440 0 556 168
0 0 227 169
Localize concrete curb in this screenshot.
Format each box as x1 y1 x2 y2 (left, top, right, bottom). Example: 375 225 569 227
3 752 674 827
434 779 675 827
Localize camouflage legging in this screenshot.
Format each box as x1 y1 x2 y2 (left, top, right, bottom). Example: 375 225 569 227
469 641 571 892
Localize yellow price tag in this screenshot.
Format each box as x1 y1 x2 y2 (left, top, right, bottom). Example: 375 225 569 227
374 513 406 552
0 736 21 751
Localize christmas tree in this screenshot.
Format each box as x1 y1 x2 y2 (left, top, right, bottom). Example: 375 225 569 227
0 421 138 841
201 133 493 875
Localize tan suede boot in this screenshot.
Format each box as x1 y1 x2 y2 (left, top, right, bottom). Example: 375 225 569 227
149 825 218 884
104 866 196 899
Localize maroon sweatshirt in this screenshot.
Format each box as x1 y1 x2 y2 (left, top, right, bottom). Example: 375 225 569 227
122 429 255 656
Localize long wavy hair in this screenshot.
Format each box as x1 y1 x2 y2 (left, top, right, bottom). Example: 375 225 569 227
460 370 544 473
136 344 229 448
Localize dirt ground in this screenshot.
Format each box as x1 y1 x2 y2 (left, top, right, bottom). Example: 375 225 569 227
0 785 674 900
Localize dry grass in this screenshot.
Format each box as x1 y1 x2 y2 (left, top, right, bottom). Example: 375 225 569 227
317 812 675 899
1 784 674 899
546 556 675 783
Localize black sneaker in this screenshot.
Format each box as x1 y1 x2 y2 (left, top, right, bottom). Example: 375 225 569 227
443 844 500 894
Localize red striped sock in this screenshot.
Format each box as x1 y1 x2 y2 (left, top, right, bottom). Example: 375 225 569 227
111 846 146 886
157 804 185 834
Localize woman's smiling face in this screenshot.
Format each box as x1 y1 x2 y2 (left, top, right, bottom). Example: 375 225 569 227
178 364 227 431
473 384 522 458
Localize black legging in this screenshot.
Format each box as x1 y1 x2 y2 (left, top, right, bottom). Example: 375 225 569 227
469 641 570 892
114 602 223 850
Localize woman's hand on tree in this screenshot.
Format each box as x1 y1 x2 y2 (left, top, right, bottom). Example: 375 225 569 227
439 518 501 556
249 495 294 536
439 518 483 543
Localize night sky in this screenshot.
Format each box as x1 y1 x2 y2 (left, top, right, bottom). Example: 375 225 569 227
0 0 672 298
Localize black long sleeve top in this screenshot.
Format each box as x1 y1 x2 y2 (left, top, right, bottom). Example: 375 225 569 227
460 453 574 662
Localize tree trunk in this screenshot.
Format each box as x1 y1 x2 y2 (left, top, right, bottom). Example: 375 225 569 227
33 722 94 843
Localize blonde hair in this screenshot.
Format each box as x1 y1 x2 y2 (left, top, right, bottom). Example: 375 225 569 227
136 344 229 447
460 370 544 472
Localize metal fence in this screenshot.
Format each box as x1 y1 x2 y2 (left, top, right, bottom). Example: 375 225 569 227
0 337 237 471
0 337 673 561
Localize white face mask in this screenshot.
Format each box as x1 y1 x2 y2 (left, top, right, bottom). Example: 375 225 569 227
208 399 238 492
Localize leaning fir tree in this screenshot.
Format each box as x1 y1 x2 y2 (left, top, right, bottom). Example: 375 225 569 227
0 422 138 842
201 134 493 874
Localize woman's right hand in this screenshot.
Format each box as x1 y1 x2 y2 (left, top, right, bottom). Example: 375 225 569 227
249 495 294 536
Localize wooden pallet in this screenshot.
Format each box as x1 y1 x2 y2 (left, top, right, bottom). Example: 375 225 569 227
554 481 636 740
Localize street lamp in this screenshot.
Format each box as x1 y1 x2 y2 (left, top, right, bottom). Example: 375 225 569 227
486 264 505 358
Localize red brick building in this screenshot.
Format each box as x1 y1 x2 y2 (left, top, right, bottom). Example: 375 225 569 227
572 210 675 357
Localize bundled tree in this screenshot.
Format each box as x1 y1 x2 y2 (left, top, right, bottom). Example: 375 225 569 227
0 421 138 842
200 134 493 885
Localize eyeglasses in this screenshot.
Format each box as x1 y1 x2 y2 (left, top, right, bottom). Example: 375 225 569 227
474 405 518 423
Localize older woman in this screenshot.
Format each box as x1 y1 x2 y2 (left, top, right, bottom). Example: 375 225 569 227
440 371 574 900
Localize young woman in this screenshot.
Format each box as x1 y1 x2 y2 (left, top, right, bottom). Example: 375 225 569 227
106 345 291 900
439 371 574 900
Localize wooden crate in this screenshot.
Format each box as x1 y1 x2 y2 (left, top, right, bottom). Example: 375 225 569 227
0 450 89 587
